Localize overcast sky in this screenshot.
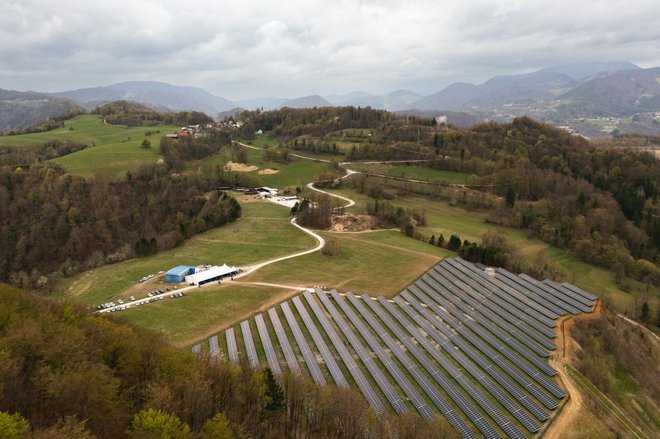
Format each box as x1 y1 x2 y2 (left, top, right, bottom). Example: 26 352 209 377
1 0 659 99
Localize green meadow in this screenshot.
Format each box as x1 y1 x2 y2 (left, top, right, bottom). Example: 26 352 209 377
0 115 179 177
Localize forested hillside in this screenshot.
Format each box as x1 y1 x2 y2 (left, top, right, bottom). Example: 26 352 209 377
0 284 449 438
0 164 245 289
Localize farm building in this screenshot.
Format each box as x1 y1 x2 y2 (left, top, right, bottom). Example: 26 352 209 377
185 264 241 286
165 266 197 283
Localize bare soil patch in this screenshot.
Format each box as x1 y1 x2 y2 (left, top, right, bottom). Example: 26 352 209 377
225 161 258 172
330 214 377 232
258 168 279 175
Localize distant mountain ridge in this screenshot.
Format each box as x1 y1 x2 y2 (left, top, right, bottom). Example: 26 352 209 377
1 61 659 134
0 89 81 131
55 81 236 115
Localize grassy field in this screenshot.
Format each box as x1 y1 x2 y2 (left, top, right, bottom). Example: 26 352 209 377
321 185 657 312
242 230 453 297
117 283 299 346
348 163 469 184
59 201 315 306
195 136 333 188
0 115 179 177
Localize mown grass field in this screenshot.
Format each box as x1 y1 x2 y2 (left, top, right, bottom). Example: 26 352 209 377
195 136 333 187
59 201 315 306
0 115 179 177
117 283 298 346
242 230 453 297
348 163 469 184
321 184 656 312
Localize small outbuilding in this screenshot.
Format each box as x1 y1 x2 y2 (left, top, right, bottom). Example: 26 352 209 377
165 266 197 283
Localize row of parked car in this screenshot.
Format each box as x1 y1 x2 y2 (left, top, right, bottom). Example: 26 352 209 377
95 289 187 313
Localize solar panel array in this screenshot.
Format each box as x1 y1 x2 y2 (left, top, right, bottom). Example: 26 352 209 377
206 258 596 438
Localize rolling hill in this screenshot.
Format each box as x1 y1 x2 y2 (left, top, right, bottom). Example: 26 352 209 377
279 94 332 108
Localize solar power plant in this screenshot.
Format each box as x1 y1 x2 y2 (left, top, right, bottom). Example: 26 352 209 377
255 313 281 375
208 335 220 357
225 327 239 364
240 320 259 368
204 258 596 438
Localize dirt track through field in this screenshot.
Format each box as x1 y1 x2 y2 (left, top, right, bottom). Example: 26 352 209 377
544 300 602 439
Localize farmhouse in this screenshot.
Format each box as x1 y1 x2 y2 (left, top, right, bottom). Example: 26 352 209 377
185 264 241 286
165 265 196 283
256 186 278 197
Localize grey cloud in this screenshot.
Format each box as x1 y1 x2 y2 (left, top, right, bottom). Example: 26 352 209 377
1 0 659 98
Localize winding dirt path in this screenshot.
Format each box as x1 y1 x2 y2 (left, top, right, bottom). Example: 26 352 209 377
544 300 602 439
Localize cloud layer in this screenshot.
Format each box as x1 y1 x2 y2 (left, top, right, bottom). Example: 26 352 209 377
2 0 659 98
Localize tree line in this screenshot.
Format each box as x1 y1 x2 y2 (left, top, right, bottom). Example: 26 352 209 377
0 284 456 438
237 106 392 138
93 101 213 127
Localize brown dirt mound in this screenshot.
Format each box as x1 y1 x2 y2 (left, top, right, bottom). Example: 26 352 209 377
330 214 377 232
225 161 258 172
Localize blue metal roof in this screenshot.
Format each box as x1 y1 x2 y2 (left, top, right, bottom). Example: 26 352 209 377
166 265 196 276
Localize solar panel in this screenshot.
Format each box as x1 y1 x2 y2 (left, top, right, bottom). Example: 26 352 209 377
332 291 437 421
377 296 502 439
422 272 556 354
302 291 386 416
240 320 259 369
268 307 301 375
255 313 281 375
280 301 326 385
292 296 349 387
389 293 526 438
352 293 477 438
208 335 220 356
226 327 239 364
398 290 561 409
314 289 407 414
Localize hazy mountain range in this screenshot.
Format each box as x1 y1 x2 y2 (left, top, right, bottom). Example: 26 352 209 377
2 61 659 134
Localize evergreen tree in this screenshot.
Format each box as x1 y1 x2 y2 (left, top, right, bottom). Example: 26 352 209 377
264 369 284 412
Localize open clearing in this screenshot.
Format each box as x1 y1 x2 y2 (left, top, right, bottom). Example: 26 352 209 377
59 201 316 306
348 163 470 184
119 283 300 347
194 141 331 187
0 115 179 177
242 230 453 297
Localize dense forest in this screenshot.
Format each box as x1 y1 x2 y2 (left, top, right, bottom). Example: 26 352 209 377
0 284 453 438
238 106 392 137
0 163 246 288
